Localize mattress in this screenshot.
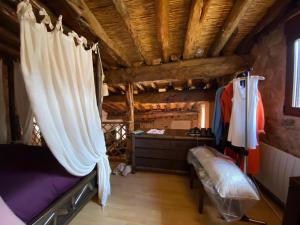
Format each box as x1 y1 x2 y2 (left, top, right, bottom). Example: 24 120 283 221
0 144 81 223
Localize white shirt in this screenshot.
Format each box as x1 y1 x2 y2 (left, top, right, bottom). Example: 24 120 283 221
227 77 259 149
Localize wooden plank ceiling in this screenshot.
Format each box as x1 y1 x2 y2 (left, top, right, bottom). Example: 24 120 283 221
0 0 286 117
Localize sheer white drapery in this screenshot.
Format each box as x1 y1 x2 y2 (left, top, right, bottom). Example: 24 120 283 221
17 1 111 205
14 62 33 144
0 59 8 144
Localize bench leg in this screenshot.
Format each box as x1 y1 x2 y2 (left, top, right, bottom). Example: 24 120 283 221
190 165 195 189
198 181 205 214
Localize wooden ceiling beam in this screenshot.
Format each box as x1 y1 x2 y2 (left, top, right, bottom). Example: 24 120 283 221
112 0 150 65
183 0 204 60
108 110 198 120
63 0 131 67
156 0 169 63
236 0 296 54
105 55 253 84
209 0 254 57
104 89 215 104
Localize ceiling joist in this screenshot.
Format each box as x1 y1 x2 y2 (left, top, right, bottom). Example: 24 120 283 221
112 0 150 65
183 0 204 60
236 0 295 54
104 89 215 104
209 0 254 56
156 0 169 63
105 55 253 84
65 0 131 67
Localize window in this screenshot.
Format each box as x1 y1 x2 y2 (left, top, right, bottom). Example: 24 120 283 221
284 14 300 116
292 39 300 108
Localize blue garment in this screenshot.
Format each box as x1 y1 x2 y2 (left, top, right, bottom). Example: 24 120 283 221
211 87 225 145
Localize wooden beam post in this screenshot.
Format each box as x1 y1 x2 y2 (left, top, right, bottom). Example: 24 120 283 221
183 0 204 60
156 0 169 63
126 83 134 133
209 0 253 56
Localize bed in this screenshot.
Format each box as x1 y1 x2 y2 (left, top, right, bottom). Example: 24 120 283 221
0 144 97 225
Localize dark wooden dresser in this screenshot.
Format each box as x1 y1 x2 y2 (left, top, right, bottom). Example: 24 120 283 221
282 177 300 225
131 129 215 174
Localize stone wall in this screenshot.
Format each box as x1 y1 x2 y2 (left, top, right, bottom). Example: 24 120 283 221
252 25 300 158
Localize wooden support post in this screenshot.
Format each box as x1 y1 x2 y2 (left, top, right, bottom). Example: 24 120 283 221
126 83 134 133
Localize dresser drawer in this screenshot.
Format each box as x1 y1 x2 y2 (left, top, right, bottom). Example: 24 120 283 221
135 157 189 171
135 138 171 149
135 147 187 160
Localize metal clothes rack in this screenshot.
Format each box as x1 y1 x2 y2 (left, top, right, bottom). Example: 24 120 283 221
236 69 266 225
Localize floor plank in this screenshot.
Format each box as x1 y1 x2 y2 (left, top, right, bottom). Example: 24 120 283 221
70 172 282 225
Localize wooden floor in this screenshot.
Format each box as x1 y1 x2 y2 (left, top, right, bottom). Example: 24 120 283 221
70 172 282 225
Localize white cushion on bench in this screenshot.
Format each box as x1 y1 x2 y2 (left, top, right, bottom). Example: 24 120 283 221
191 147 260 200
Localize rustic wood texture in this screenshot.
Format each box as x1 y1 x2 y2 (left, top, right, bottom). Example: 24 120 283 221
126 83 134 132
183 0 233 58
156 0 169 63
222 0 277 55
236 0 295 54
64 0 131 67
183 0 204 59
2 0 279 68
209 0 254 56
105 55 253 84
104 89 215 104
112 0 149 64
168 0 190 60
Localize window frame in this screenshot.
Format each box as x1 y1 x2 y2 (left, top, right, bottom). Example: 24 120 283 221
284 13 300 117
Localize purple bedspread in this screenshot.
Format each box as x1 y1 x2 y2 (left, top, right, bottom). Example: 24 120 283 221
0 144 81 223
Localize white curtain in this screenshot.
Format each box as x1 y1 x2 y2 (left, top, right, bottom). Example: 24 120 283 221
14 62 33 144
17 1 111 205
0 59 8 144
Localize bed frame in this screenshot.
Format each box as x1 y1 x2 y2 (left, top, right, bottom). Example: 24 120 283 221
29 170 97 225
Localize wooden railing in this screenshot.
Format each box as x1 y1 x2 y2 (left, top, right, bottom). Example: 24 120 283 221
102 122 129 162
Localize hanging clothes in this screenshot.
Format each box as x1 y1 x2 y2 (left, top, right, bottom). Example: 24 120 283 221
228 77 259 149
211 86 225 145
220 79 265 175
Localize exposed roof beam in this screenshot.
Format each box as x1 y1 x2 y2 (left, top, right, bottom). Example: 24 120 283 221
108 111 198 120
156 0 169 63
104 89 215 104
209 0 254 56
183 0 204 60
236 0 295 54
65 0 131 67
112 0 150 65
105 55 253 84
